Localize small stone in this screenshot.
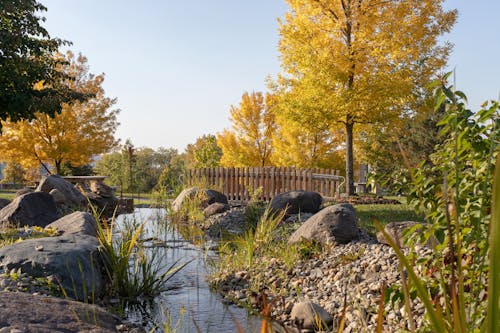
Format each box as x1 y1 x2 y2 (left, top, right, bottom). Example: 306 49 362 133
0 279 9 289
35 245 44 251
290 301 333 330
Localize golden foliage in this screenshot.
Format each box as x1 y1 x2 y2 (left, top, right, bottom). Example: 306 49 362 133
273 0 457 193
272 103 345 170
217 91 276 167
0 51 119 174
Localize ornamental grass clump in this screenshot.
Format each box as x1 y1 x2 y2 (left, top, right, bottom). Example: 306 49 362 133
214 203 303 287
377 76 500 332
93 207 186 302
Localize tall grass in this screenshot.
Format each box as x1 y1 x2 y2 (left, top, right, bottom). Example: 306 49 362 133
216 205 288 272
93 208 186 301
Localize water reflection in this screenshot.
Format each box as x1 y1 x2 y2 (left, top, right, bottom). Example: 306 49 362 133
114 208 260 332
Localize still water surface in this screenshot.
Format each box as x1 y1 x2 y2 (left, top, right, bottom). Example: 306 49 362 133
115 208 260 332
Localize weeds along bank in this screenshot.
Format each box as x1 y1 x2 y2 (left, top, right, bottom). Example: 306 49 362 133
168 82 500 332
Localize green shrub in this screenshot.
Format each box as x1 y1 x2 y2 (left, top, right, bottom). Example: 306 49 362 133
382 76 499 332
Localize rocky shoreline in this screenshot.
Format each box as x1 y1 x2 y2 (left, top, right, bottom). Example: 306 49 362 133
0 237 144 333
168 187 431 332
209 230 430 332
0 175 143 332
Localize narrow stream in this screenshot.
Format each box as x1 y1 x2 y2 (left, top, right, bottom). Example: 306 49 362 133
115 208 260 332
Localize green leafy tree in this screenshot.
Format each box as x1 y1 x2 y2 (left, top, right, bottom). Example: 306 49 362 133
361 100 445 194
94 151 125 192
0 0 86 123
133 147 178 192
1 162 26 184
156 154 186 196
185 134 222 169
95 145 181 194
122 139 136 193
60 162 95 176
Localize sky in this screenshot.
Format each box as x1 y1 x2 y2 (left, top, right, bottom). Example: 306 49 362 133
41 1 500 152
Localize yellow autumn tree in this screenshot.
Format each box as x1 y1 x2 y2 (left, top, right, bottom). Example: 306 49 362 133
271 91 344 169
0 51 119 175
217 91 276 167
274 0 456 195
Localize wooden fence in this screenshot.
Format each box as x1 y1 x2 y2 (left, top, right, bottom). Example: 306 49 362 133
186 167 344 202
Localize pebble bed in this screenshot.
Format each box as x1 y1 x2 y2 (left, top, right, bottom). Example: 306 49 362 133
209 230 432 332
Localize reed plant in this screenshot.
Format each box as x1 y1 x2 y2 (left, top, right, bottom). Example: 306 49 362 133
217 205 287 271
93 207 186 302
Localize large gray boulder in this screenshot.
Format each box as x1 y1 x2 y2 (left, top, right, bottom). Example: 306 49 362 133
288 203 359 245
45 211 98 237
36 175 86 207
171 187 228 213
0 234 103 301
90 181 115 198
0 291 120 332
290 301 333 330
86 191 120 218
271 190 322 215
204 207 247 239
0 192 60 228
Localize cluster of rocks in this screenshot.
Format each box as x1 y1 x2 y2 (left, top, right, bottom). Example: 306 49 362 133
0 175 142 332
0 291 130 332
1 175 124 224
173 188 432 332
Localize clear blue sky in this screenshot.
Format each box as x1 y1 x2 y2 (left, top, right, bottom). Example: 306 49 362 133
41 1 500 152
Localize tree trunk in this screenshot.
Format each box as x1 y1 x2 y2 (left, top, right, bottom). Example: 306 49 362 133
55 161 62 175
345 120 355 196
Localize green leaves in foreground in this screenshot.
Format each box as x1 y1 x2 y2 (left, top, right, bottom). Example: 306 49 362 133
381 78 500 332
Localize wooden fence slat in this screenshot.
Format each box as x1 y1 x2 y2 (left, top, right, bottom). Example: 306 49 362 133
242 167 248 201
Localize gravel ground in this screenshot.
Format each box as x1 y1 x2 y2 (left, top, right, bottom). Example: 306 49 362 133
209 231 431 332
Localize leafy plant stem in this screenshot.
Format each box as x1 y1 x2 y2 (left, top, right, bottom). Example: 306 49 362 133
374 219 446 332
486 150 500 333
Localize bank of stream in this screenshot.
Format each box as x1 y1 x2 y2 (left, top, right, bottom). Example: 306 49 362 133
115 208 260 332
